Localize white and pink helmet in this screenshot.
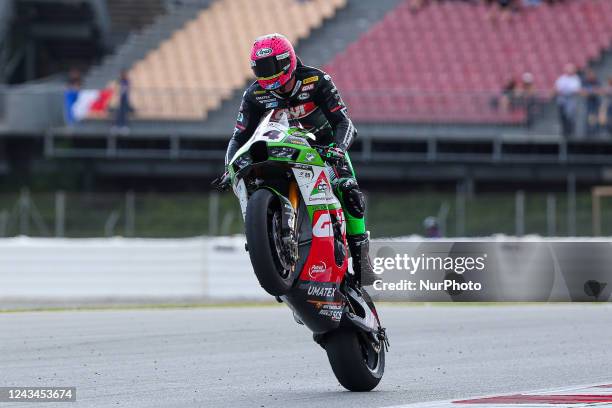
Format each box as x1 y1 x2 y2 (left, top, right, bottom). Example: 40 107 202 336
250 33 297 90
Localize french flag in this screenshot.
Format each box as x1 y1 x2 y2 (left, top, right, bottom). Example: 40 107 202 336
64 88 114 124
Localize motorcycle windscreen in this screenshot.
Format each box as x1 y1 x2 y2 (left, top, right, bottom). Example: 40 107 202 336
274 111 290 128
249 111 290 144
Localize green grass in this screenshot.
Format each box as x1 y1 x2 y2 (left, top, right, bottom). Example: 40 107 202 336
0 190 610 238
366 191 612 237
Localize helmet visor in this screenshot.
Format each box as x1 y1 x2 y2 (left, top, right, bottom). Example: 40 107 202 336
251 52 292 80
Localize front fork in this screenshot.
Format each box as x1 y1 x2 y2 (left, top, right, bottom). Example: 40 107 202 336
289 181 299 210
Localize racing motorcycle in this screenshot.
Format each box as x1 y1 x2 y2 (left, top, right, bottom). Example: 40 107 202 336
218 111 388 392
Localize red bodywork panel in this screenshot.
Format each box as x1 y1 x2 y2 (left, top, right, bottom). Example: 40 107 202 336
299 208 348 284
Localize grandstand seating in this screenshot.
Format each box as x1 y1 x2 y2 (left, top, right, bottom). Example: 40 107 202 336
324 0 612 124
97 0 612 125
105 0 346 120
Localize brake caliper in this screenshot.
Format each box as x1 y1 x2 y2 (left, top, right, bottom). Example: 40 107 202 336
377 327 390 352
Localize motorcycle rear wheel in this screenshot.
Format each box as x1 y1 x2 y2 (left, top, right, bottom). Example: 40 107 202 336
245 189 294 296
325 328 385 392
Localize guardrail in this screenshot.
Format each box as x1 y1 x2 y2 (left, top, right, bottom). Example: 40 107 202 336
1 235 611 304
0 236 263 301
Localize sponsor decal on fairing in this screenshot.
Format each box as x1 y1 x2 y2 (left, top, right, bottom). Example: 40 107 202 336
293 168 337 205
312 211 346 238
285 136 308 146
307 285 336 297
299 209 347 284
308 261 328 279
309 171 331 204
317 303 343 321
292 167 314 187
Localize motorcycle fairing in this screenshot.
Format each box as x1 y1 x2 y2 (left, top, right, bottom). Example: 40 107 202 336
229 111 349 332
233 179 249 218
292 165 338 208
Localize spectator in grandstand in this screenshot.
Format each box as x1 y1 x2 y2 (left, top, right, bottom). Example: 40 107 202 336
581 68 601 137
516 72 537 125
113 69 133 132
498 77 518 112
68 68 81 88
518 72 535 96
554 64 581 138
497 73 535 117
423 216 442 238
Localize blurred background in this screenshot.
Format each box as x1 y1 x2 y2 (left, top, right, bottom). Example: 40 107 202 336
1 0 612 239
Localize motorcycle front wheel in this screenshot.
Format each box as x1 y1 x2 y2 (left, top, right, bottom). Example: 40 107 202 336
325 328 385 392
245 188 294 296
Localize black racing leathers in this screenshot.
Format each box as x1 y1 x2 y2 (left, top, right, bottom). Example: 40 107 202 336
225 61 372 284
224 61 356 166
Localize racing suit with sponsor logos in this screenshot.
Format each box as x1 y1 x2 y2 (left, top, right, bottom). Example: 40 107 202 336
225 61 372 283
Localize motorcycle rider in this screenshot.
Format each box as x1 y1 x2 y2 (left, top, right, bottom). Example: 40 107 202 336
215 33 373 286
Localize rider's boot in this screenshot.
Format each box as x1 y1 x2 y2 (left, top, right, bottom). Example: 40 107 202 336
347 232 375 287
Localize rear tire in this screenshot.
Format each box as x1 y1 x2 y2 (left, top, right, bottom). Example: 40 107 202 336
245 189 294 296
325 329 385 392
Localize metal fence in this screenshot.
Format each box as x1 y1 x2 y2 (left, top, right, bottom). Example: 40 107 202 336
2 85 611 141
0 190 241 238
1 189 610 238
88 87 538 125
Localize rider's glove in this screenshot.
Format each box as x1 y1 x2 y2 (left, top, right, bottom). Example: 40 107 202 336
211 170 231 192
324 144 345 163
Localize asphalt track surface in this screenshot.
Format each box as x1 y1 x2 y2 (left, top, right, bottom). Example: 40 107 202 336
1 304 611 407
